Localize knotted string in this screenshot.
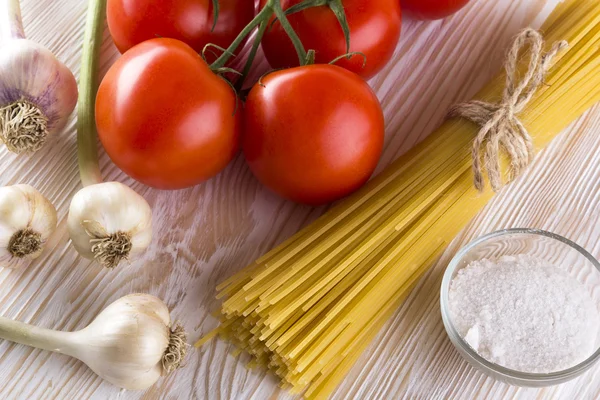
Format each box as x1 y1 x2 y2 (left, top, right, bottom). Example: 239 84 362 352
448 29 568 192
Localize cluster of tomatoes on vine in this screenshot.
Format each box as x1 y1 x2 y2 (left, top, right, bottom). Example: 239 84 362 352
98 0 470 205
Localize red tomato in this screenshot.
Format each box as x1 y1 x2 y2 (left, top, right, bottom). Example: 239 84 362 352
243 65 384 205
259 0 401 79
96 38 241 190
401 0 470 20
107 0 255 57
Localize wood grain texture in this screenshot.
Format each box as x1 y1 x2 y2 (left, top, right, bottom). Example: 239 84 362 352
1 0 599 399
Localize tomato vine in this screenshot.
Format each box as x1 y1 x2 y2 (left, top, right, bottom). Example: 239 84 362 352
277 0 350 54
208 0 352 87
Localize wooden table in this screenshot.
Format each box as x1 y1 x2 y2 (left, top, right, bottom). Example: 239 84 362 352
2 0 600 398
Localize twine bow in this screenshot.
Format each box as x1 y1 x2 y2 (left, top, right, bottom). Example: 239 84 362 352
448 28 568 192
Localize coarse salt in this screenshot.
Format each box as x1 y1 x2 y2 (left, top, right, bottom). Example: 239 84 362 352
448 254 600 373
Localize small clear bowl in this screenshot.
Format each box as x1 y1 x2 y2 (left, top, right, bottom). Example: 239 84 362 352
440 228 600 386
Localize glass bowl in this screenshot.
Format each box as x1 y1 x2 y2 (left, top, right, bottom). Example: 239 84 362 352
440 228 600 386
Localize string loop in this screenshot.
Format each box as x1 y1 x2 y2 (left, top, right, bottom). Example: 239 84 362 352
448 29 568 192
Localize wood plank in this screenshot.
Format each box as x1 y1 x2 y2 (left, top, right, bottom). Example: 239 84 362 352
3 0 600 399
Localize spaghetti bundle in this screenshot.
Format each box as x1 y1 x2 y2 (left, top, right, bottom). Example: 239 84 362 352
198 1 600 398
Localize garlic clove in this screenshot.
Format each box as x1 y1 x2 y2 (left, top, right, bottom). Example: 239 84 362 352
0 40 78 153
0 184 57 268
68 294 182 390
67 182 152 269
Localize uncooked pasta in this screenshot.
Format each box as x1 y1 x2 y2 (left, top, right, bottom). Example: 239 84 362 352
197 0 600 397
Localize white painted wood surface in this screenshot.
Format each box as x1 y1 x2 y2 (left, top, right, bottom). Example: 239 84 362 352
2 0 600 399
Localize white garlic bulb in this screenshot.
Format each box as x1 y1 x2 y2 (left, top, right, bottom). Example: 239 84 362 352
0 293 187 390
0 184 57 267
0 0 78 154
69 294 186 389
68 182 152 269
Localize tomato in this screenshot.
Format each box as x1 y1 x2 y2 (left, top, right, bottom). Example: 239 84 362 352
107 0 256 58
96 38 241 190
401 0 470 20
259 0 401 79
243 65 384 205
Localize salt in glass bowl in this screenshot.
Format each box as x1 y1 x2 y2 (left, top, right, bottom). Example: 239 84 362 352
440 228 600 386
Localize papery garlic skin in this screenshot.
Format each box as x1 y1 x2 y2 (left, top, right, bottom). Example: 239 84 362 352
68 294 176 390
0 40 78 152
0 293 187 391
0 184 57 267
67 182 152 268
0 0 78 154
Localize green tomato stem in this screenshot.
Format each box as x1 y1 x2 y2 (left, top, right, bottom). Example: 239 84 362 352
277 0 327 18
272 1 308 66
305 49 316 65
210 0 219 32
210 2 276 70
328 0 351 54
77 0 105 188
329 51 367 67
210 0 313 79
235 19 270 91
269 0 350 57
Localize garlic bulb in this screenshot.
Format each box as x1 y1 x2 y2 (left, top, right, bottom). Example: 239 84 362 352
0 184 57 267
68 182 152 269
0 0 78 154
73 294 186 389
68 0 153 269
0 293 187 390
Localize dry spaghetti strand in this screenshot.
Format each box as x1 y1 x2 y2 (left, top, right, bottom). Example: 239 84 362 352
197 1 600 398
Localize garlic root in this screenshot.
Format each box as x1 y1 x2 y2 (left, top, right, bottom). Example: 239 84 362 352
163 324 187 373
86 226 133 269
70 0 153 269
0 184 57 268
0 0 78 154
8 228 42 258
0 100 48 153
0 294 187 390
68 182 152 269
